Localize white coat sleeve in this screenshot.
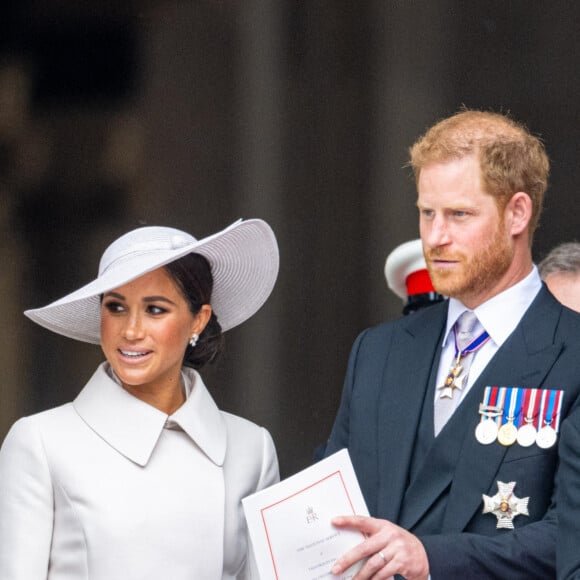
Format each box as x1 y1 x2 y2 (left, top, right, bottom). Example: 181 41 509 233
257 427 280 490
243 427 279 580
0 418 54 580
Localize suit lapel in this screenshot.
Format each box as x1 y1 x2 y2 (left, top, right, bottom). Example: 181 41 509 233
400 288 564 532
376 303 447 522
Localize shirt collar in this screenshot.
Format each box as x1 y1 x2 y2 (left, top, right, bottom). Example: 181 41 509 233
442 266 542 348
73 362 226 468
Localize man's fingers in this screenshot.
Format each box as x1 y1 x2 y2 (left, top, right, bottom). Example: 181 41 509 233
330 526 387 576
332 514 382 535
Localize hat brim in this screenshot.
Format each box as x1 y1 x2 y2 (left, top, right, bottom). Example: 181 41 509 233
384 239 426 300
24 219 279 343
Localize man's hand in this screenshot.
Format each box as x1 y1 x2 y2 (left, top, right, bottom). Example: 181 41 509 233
330 515 429 580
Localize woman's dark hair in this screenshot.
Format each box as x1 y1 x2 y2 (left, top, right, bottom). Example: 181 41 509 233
164 253 224 369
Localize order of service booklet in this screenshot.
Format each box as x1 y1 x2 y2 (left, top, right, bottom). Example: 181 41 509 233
242 449 369 580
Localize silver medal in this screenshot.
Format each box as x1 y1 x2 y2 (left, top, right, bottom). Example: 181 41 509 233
516 423 537 447
475 419 499 445
536 425 557 449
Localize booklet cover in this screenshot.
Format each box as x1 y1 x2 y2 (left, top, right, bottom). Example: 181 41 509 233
242 449 369 580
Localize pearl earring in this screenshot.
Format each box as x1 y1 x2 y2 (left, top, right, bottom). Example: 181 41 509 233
189 333 199 348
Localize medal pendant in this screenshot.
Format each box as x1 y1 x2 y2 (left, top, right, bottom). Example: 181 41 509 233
438 386 454 399
438 359 464 398
516 423 537 447
475 419 499 445
536 425 557 449
497 422 518 446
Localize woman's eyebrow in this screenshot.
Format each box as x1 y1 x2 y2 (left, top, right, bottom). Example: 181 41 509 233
103 292 177 306
142 296 177 305
103 291 125 300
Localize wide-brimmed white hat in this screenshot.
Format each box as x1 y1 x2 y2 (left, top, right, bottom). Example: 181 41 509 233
24 218 279 343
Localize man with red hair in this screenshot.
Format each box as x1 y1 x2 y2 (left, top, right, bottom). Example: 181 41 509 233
325 110 580 579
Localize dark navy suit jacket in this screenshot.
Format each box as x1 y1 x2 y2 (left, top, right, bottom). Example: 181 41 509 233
556 405 580 579
325 286 580 579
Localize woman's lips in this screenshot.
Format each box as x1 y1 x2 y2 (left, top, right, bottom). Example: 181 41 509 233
117 348 153 362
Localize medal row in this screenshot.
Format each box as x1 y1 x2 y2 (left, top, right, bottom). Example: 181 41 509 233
475 386 563 448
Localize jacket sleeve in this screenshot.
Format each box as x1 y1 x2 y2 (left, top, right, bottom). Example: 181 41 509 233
420 513 556 579
256 427 280 490
241 427 279 580
557 411 580 579
0 418 54 580
323 329 369 457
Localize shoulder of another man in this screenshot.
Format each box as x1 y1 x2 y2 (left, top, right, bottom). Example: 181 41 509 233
537 284 580 336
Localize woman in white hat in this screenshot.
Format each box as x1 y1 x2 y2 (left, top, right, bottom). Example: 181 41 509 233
0 219 280 580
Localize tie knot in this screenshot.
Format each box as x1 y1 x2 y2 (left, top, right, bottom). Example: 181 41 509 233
455 311 480 350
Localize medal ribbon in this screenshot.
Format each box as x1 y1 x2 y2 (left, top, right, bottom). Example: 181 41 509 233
538 389 550 429
531 388 542 428
479 386 503 424
553 390 564 432
518 388 535 428
501 387 521 426
489 386 498 409
453 326 490 358
496 387 507 426
482 386 492 410
540 389 564 432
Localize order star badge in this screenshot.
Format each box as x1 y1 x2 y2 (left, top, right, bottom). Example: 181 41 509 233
482 481 529 529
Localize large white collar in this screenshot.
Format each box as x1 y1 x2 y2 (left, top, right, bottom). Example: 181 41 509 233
73 362 227 467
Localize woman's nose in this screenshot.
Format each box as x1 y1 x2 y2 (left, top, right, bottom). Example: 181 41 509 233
123 313 145 340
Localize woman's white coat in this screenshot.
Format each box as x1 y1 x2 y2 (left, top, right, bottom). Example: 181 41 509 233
0 363 279 579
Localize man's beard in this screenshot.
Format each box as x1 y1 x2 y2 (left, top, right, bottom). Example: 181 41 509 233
425 226 513 302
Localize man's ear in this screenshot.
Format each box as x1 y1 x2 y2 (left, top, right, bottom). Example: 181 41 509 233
506 191 532 236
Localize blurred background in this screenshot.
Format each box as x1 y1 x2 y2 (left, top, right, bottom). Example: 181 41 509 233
1 1 579 477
